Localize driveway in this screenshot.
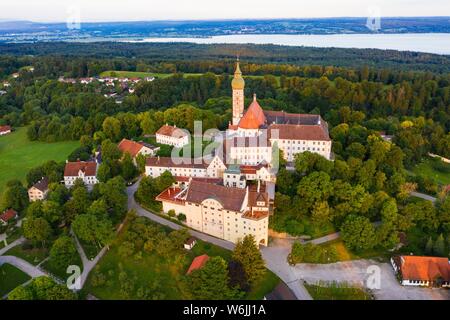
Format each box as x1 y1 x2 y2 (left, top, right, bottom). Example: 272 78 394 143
261 238 312 300
70 230 108 289
410 191 437 203
291 259 449 300
0 255 48 278
0 237 25 256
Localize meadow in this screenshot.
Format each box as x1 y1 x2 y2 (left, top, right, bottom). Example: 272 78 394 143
0 127 79 198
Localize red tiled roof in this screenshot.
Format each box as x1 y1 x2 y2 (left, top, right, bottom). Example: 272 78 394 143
0 209 17 223
118 139 144 157
0 125 11 133
186 254 209 274
248 189 268 207
264 110 322 126
64 161 97 177
156 125 188 138
269 124 331 141
243 210 269 221
156 187 185 205
238 98 266 129
397 256 450 282
240 164 268 175
186 180 246 212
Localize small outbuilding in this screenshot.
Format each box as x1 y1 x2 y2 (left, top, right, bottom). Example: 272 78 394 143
184 237 197 250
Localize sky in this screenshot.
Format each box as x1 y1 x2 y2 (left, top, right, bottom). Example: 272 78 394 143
1 0 449 22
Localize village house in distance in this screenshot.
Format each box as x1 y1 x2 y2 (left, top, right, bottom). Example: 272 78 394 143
146 59 332 246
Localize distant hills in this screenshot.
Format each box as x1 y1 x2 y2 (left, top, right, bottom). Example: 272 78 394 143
0 17 449 43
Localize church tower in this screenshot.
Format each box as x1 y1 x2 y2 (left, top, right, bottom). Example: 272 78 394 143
231 58 245 126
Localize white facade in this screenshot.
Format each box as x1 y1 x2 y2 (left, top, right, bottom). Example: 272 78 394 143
156 133 189 148
145 156 227 179
138 145 159 157
159 187 269 246
155 125 189 148
224 171 246 189
64 170 98 187
0 129 11 136
229 144 273 166
271 138 332 162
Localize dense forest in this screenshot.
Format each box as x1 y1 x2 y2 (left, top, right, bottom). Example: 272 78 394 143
1 42 450 72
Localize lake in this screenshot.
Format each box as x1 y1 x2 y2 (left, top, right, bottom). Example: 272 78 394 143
126 33 450 55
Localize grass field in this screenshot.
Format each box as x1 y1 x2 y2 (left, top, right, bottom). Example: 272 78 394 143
412 158 450 185
42 253 83 282
5 245 49 266
0 263 31 296
305 281 373 300
0 127 79 197
319 240 390 263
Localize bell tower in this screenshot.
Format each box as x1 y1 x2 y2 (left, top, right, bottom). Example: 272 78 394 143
231 58 245 126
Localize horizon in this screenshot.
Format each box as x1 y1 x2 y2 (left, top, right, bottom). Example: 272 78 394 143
1 16 450 24
2 0 450 22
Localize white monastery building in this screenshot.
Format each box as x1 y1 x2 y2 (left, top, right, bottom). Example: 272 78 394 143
226 59 332 163
157 180 270 246
147 59 332 246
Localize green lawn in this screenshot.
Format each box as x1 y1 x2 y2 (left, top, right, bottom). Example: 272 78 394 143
305 281 373 300
41 253 83 282
0 127 79 197
0 263 31 296
318 240 390 263
0 227 22 249
412 158 450 185
5 245 49 266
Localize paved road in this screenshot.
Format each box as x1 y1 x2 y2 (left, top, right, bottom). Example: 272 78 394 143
261 239 313 300
410 191 437 203
0 255 48 278
307 232 340 245
71 230 109 289
292 259 449 300
0 237 25 256
127 180 310 299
